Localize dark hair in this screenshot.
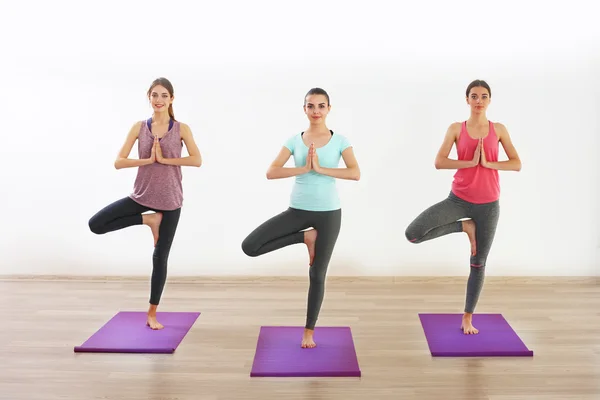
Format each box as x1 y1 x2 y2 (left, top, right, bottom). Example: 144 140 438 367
466 79 491 98
304 87 330 106
147 77 176 121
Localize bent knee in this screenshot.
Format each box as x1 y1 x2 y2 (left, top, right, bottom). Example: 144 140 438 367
88 218 104 235
241 238 258 257
405 226 421 243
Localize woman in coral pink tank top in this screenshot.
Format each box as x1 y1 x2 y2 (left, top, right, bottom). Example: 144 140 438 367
88 78 202 330
405 80 522 335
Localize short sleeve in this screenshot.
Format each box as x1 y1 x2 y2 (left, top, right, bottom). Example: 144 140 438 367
339 135 351 153
283 135 296 154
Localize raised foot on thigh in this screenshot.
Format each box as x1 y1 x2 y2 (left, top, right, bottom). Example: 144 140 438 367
304 229 318 266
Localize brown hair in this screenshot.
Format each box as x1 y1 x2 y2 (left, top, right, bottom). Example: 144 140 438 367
466 79 491 98
304 87 331 106
147 77 176 120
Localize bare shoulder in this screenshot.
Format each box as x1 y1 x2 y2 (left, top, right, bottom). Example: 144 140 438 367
128 121 143 137
492 122 509 139
448 121 462 132
178 122 194 138
446 121 462 139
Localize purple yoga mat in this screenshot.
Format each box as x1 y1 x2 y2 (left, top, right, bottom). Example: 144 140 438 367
419 313 533 357
74 311 200 354
250 326 361 377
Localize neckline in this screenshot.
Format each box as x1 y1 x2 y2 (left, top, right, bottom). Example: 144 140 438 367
464 120 491 140
146 118 175 140
301 130 334 149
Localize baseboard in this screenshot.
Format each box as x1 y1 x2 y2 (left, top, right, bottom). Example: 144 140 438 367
0 275 597 285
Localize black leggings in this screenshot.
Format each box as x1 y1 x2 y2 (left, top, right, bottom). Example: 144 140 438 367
88 197 181 305
241 207 342 330
405 192 500 314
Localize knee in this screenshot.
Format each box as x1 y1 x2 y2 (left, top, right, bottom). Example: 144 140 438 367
309 269 327 286
470 252 488 268
241 237 258 257
152 250 171 265
470 258 487 269
405 226 420 244
88 217 103 235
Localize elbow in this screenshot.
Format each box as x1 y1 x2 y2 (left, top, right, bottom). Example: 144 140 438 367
353 168 361 181
114 159 122 170
266 165 281 180
510 158 522 172
434 158 442 170
195 157 202 168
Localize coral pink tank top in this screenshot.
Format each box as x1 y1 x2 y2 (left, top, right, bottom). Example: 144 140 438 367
129 120 183 211
451 121 500 204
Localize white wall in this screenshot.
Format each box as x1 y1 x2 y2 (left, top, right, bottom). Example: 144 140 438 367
595 55 600 276
1 0 598 277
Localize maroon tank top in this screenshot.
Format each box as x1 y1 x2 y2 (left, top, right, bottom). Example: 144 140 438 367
129 120 183 210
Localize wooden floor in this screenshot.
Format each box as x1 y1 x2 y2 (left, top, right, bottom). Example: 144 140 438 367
1 276 599 400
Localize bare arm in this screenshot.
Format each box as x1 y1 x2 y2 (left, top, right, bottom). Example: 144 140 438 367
434 123 479 170
159 123 202 167
482 123 522 171
266 147 310 179
313 147 361 180
114 122 153 169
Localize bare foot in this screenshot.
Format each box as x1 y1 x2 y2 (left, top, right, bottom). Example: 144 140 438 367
304 229 317 266
301 328 316 348
143 212 163 247
460 313 479 335
462 220 477 256
146 314 164 330
146 304 164 330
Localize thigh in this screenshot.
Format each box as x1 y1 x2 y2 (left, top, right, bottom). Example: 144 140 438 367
244 208 311 244
89 197 148 224
311 210 342 267
156 208 182 249
470 201 500 265
409 193 470 229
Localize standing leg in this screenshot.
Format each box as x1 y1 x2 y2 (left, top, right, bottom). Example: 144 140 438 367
241 208 313 261
405 193 477 255
302 209 342 348
88 197 163 246
147 208 182 330
461 200 500 334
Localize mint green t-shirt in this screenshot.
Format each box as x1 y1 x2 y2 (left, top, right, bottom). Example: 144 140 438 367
283 132 352 211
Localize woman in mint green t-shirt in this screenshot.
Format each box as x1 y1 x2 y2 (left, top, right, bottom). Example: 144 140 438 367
242 88 361 349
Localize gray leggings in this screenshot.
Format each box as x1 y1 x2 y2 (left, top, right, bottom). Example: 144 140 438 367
241 207 342 330
405 192 500 313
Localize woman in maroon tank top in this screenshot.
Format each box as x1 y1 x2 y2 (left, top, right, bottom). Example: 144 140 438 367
88 78 202 330
405 80 522 335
